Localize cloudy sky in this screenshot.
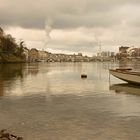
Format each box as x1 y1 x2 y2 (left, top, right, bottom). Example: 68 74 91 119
1 0 140 56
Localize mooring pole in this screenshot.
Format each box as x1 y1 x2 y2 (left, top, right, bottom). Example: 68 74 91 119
109 70 111 86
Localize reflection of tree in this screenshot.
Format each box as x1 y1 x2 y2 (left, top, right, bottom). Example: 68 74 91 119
0 81 4 96
0 64 25 80
0 64 25 96
28 63 39 75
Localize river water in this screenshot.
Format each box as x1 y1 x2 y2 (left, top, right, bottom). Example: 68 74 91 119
0 62 140 140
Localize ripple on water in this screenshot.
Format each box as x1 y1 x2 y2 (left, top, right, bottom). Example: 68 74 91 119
0 62 140 140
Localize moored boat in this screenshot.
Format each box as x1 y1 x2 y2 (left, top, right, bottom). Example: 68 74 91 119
109 68 140 85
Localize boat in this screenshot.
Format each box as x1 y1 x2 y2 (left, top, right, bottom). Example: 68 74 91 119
110 83 140 96
109 68 140 85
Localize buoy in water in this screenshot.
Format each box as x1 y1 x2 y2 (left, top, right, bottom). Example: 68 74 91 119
81 74 87 78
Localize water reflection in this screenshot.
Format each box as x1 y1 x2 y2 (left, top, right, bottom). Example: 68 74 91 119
0 63 25 80
0 62 110 97
0 62 140 140
0 62 140 98
0 64 25 96
0 63 41 97
0 90 140 140
27 63 39 75
110 83 140 96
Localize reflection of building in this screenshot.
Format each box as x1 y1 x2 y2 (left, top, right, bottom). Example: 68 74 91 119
28 64 39 75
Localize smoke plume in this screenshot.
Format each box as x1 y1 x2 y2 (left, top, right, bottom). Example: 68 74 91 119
45 18 53 47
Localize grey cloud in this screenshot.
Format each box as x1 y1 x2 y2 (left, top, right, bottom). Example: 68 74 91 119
0 16 45 29
127 17 140 28
49 44 96 53
1 0 140 29
52 13 121 29
49 38 98 53
2 0 140 54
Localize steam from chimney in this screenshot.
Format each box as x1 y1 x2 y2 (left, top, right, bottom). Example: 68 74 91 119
45 18 53 47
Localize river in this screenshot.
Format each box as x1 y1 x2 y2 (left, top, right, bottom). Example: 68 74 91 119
0 62 140 140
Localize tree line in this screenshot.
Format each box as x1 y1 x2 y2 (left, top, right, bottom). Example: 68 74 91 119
0 27 24 57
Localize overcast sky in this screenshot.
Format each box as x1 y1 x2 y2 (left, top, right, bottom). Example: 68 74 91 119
1 0 140 56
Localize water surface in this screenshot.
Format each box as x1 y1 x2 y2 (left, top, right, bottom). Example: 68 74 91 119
0 62 140 140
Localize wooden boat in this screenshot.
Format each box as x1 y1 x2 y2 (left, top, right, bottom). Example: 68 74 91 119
109 68 140 85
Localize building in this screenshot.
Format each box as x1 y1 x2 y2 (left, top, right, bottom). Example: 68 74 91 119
38 50 49 61
28 48 39 62
119 46 130 54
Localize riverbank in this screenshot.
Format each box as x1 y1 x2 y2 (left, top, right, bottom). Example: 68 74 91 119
0 54 25 63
